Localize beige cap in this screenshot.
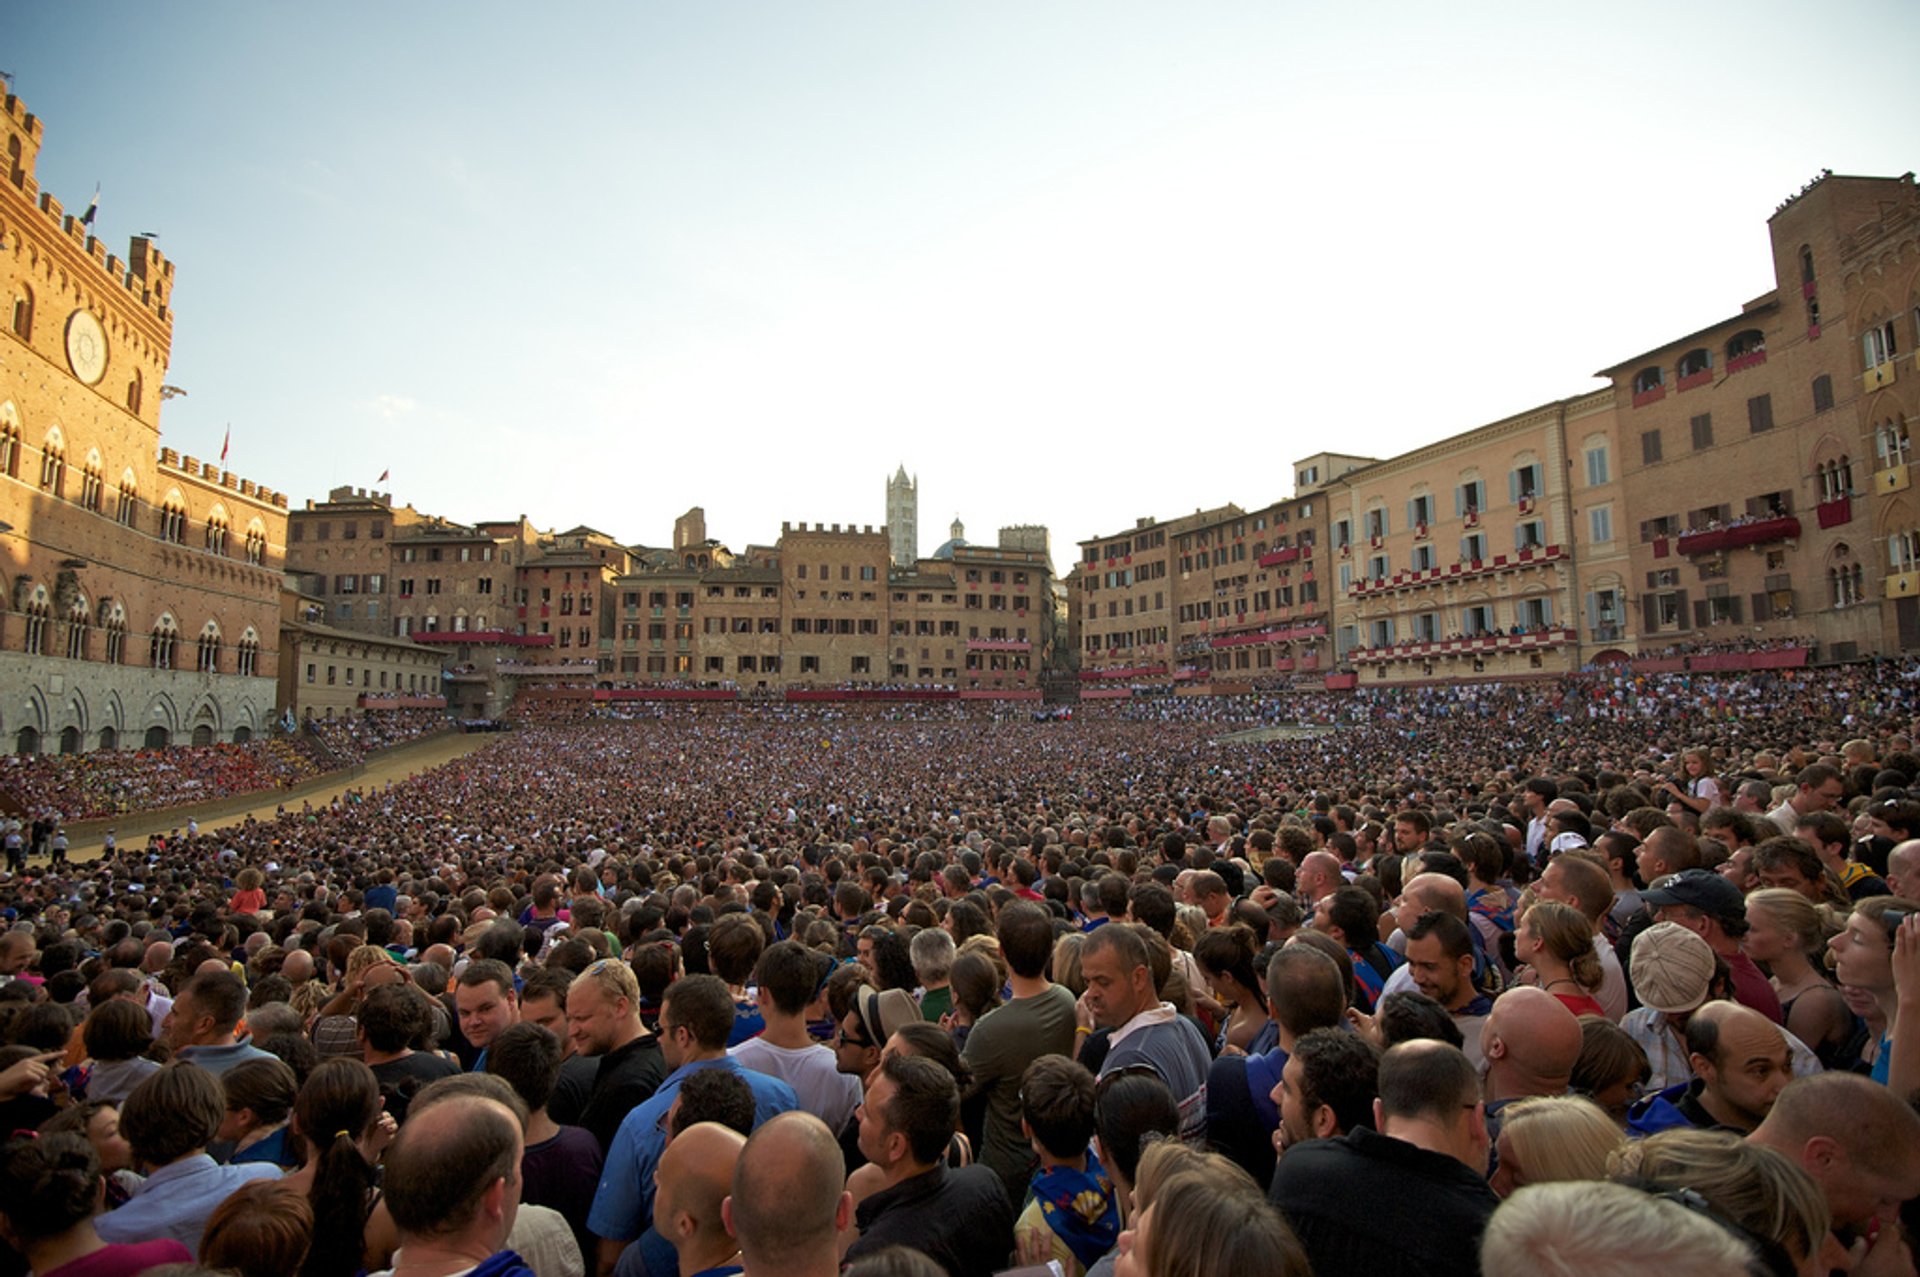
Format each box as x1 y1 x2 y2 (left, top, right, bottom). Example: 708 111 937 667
1630 921 1717 1014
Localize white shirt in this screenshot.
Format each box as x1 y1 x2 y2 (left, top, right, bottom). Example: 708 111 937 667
728 1036 863 1134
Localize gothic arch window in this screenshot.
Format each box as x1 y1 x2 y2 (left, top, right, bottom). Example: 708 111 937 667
101 601 126 665
205 506 229 556
80 450 102 512
149 614 179 670
158 493 187 544
20 586 49 656
243 521 267 566
236 628 260 678
0 415 16 479
116 471 138 525
1877 417 1912 469
38 426 64 495
65 593 88 660
196 621 221 673
10 282 31 342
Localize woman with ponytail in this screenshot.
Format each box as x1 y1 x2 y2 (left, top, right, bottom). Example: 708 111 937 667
0 1131 191 1276
283 1057 396 1277
1514 901 1608 1018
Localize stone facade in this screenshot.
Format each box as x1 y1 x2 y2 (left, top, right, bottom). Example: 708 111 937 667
0 92 285 751
277 589 447 722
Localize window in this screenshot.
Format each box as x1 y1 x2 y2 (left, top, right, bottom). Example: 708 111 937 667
1865 320 1898 369
1406 494 1434 528
236 634 259 677
1365 508 1388 539
20 595 48 656
1367 554 1389 580
1464 604 1495 636
103 607 124 665
1641 429 1663 465
1510 464 1543 501
1892 531 1920 574
1748 394 1775 433
1820 458 1854 501
1632 366 1663 394
1514 520 1545 551
80 461 102 511
0 420 16 478
1332 519 1352 550
1518 596 1554 629
1877 418 1911 467
1589 505 1614 545
1454 480 1485 517
159 501 187 544
1690 413 1713 450
64 599 88 660
1812 375 1834 414
800 655 819 674
38 436 63 494
1461 533 1486 562
1727 329 1766 362
1584 445 1610 486
9 285 31 341
1678 348 1711 379
116 479 137 525
1413 612 1440 642
205 518 228 557
195 626 221 673
149 619 178 670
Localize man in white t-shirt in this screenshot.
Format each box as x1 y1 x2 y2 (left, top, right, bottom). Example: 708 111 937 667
728 941 862 1135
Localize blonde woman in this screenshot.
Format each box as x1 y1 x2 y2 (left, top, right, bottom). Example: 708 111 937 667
1514 902 1606 1019
1744 887 1854 1068
1608 1128 1829 1277
1113 1143 1310 1277
1487 1094 1623 1198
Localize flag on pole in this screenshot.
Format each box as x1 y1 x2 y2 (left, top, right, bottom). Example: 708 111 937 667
377 469 390 483
219 425 230 466
81 184 100 228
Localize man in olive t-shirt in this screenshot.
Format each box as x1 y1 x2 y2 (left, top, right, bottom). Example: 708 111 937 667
961 900 1079 1207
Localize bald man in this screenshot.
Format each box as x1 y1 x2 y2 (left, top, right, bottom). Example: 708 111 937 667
1750 1073 1920 1271
1377 873 1484 1002
142 939 173 976
1629 1002 1792 1136
280 948 315 985
1297 852 1346 906
655 1123 746 1277
1481 988 1582 1127
1887 839 1920 900
723 1112 849 1277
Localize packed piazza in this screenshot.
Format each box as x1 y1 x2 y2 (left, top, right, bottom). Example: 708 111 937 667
0 657 1916 1277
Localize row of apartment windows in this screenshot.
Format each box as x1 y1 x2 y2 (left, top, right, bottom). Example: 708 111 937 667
14 602 259 677
305 665 434 690
1176 583 1319 622
1083 626 1171 650
1099 592 1167 618
1630 330 1770 395
394 577 494 597
794 563 881 581
292 520 387 542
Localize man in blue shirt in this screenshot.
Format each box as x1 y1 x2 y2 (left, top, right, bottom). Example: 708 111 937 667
96 1061 280 1251
588 975 796 1277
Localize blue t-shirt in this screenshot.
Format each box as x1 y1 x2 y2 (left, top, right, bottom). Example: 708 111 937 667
587 1057 798 1243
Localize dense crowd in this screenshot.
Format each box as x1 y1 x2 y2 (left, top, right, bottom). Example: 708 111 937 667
2 657 1920 1275
1 711 454 825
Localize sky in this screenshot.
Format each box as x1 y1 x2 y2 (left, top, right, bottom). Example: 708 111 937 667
9 2 1919 571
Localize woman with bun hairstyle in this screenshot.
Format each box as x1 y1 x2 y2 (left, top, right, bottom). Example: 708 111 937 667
0 1131 192 1276
1193 925 1273 1055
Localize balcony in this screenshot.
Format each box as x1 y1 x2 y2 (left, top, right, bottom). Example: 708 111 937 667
1209 622 1328 649
1257 544 1304 568
1677 369 1714 393
1727 348 1768 375
1816 495 1854 529
1631 384 1667 408
1349 544 1566 598
1674 515 1799 557
1350 627 1576 665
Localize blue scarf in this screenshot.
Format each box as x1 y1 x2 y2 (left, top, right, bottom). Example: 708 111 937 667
1026 1149 1121 1270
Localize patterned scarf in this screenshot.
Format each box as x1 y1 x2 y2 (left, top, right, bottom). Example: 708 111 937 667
1028 1148 1121 1270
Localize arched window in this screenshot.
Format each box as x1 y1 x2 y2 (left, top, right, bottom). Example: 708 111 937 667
1727 329 1767 361
65 595 88 660
80 452 103 512
115 473 138 525
1632 366 1663 394
126 369 142 416
1877 417 1911 468
244 523 267 565
38 428 64 494
102 601 126 665
205 513 229 557
9 283 31 342
21 589 49 656
196 622 221 673
236 630 260 678
0 409 17 478
1677 348 1712 380
158 498 187 544
149 615 178 670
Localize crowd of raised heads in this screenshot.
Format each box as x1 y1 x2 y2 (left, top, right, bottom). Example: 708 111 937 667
5 659 1920 1275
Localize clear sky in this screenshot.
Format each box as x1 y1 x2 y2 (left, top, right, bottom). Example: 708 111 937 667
9 2 1918 570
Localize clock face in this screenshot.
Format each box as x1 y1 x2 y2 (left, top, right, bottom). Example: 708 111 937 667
66 310 108 385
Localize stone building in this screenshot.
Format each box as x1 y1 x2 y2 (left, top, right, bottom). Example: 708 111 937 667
276 587 446 723
0 92 287 752
887 466 918 567
284 486 424 637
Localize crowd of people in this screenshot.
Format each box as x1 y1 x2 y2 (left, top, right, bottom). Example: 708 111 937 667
2 656 1920 1275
